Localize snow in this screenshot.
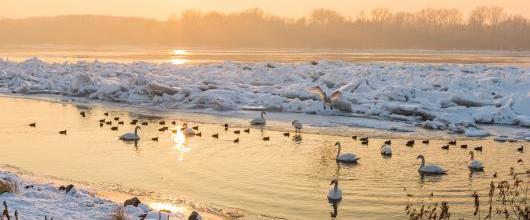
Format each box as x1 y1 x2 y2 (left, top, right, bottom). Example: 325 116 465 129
1 58 529 136
0 171 186 220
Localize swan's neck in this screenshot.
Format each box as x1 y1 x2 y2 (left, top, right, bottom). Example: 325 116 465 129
420 157 425 168
134 128 138 135
470 153 474 161
333 180 339 193
336 145 341 159
260 112 264 119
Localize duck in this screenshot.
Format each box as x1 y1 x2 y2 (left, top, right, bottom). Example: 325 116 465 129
351 135 357 140
212 133 219 139
233 138 239 143
120 126 140 141
292 120 303 133
141 121 148 126
192 126 199 131
105 121 112 125
380 144 392 156
334 142 360 163
118 121 124 125
263 136 270 141
361 140 368 145
359 137 368 142
327 179 342 202
111 126 118 131
234 130 240 134
104 112 109 116
151 137 158 141
474 146 483 151
28 122 36 127
283 132 290 137
181 123 195 136
130 119 138 125
59 130 67 135
461 144 468 149
448 140 456 145
224 123 229 130
80 112 86 117
113 116 119 121
468 151 484 171
159 121 165 125
441 144 449 150
195 132 202 137
422 140 429 144
171 121 176 125
158 127 168 132
99 119 105 123
250 111 267 125
406 140 414 147
517 146 524 152
384 140 392 145
99 123 103 127
244 128 250 133
416 155 446 175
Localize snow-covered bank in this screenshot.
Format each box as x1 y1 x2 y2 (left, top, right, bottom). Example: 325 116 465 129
1 58 529 137
0 171 188 219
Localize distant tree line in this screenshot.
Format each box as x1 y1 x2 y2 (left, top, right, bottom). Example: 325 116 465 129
0 6 529 50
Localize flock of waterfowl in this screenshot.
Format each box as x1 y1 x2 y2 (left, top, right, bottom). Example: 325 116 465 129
26 108 526 212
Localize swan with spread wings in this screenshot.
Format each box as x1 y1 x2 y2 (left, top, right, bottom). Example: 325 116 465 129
310 81 362 112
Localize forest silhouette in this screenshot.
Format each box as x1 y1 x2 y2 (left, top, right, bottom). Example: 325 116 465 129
1 6 529 50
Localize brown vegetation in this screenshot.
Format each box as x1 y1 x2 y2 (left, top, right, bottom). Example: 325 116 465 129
0 6 529 49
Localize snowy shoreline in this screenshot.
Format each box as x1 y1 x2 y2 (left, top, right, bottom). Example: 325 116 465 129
1 58 529 139
0 170 197 220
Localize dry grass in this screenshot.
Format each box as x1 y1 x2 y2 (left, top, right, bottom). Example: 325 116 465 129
113 206 126 220
0 179 16 195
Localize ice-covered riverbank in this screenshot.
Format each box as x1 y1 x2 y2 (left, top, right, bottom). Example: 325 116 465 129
1 58 529 138
0 171 189 219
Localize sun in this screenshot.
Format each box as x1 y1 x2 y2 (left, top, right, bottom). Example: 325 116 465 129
173 49 187 56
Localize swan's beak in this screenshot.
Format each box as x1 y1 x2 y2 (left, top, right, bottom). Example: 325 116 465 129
416 155 421 159
329 180 335 185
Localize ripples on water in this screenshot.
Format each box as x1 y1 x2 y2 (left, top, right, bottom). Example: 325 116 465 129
0 96 528 220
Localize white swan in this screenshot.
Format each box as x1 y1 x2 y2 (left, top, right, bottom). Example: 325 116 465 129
309 82 362 112
335 142 360 163
250 111 266 125
468 151 484 171
327 179 342 202
417 155 446 175
292 120 303 133
181 123 195 136
380 144 392 156
120 126 140 141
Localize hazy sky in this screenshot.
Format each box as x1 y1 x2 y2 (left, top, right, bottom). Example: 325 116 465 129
1 0 529 20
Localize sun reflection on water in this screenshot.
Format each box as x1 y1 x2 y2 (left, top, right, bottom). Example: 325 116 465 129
172 127 190 161
170 58 189 65
148 202 184 213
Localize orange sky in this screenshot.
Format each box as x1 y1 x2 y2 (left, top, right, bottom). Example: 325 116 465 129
1 0 529 19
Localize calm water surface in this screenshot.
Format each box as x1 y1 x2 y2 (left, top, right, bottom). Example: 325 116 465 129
0 97 528 219
1 46 529 65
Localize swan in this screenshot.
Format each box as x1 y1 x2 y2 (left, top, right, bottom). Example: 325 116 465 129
309 82 363 112
417 155 446 175
250 111 266 125
468 151 484 171
181 123 195 136
120 126 140 141
380 144 392 156
292 120 303 133
327 179 342 202
335 142 360 163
